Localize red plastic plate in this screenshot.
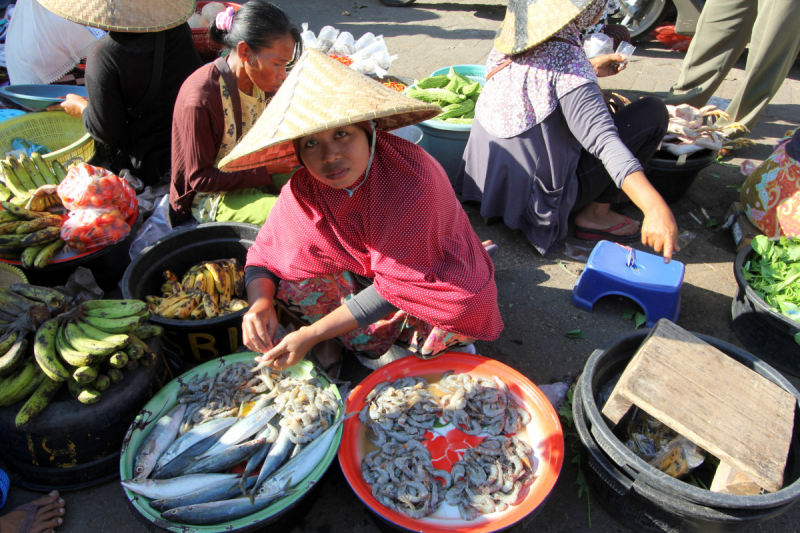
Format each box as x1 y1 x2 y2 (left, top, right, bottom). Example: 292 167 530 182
338 352 564 532
0 245 106 267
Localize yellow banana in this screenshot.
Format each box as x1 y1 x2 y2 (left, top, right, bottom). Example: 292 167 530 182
189 305 206 319
172 296 200 319
182 272 196 292
194 271 207 294
202 293 218 318
154 294 190 316
204 262 227 294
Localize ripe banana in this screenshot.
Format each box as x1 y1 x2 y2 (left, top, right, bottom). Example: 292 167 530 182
10 283 67 315
219 277 232 309
194 272 207 294
0 331 27 376
16 377 62 427
171 295 199 319
154 295 191 318
33 318 70 381
182 272 196 292
79 314 145 334
229 258 245 297
190 305 206 319
228 299 249 312
204 262 227 294
0 359 39 406
202 293 219 318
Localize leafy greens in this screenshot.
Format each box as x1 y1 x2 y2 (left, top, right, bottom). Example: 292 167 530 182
743 235 800 323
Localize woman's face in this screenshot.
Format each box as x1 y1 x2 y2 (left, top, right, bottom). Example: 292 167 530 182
243 34 297 96
298 125 371 190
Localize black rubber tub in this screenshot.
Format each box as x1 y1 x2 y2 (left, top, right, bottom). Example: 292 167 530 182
574 329 800 532
643 149 716 204
0 340 168 491
731 242 800 376
121 223 259 366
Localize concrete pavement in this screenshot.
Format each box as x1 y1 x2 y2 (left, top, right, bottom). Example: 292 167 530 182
3 0 800 531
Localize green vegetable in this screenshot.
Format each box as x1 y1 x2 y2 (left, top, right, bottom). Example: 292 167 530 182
405 87 465 105
444 117 474 124
460 81 482 98
743 235 800 323
436 99 475 120
414 75 449 89
444 67 472 94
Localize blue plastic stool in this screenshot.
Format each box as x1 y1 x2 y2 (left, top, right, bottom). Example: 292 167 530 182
570 241 685 326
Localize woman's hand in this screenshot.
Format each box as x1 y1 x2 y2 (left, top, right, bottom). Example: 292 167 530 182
255 326 317 369
242 297 279 353
589 53 627 77
640 202 680 261
46 94 88 118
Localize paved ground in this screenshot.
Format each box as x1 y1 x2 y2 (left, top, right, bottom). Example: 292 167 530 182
4 0 800 531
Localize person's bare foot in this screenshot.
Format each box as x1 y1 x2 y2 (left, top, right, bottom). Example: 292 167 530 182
574 202 640 236
0 491 65 533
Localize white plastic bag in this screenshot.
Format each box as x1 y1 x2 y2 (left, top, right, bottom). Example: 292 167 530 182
583 33 614 58
354 32 376 52
332 31 355 55
316 25 339 54
128 195 198 260
300 23 319 51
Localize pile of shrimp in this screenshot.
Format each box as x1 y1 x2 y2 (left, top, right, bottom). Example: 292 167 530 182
446 436 538 521
362 440 452 519
438 373 532 436
359 377 441 445
262 376 340 444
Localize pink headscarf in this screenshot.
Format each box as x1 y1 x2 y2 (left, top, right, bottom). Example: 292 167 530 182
246 132 504 340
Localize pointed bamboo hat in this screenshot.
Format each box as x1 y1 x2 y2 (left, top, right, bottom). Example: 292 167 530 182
218 49 442 172
39 0 195 32
494 0 602 55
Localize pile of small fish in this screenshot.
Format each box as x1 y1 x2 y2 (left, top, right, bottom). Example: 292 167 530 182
362 440 452 519
445 436 536 521
359 372 537 521
438 373 532 436
122 362 345 526
358 377 440 445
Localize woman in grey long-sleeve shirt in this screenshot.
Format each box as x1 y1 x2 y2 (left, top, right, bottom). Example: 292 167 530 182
456 0 679 259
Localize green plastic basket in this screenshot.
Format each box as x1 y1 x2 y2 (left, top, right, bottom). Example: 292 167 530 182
0 111 95 166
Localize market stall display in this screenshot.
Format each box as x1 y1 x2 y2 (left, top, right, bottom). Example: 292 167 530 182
0 201 64 268
661 104 752 158
405 67 482 125
339 352 563 533
300 24 398 77
121 354 345 532
0 284 162 426
147 258 247 320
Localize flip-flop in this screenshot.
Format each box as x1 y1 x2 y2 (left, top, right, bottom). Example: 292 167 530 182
574 215 641 243
9 502 38 533
306 348 343 382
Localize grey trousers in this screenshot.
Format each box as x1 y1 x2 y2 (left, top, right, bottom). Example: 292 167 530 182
664 0 800 133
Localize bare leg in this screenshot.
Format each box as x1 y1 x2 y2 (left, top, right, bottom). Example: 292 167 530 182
573 202 640 236
0 491 65 533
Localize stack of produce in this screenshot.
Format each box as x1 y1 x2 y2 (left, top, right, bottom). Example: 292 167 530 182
0 201 65 268
122 362 345 526
0 284 163 427
0 152 67 204
405 67 482 125
661 104 752 156
300 24 398 77
147 259 248 320
359 373 537 521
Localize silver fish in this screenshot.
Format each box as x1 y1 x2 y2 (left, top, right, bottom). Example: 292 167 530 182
249 425 294 499
154 417 236 473
199 406 278 459
121 473 239 500
151 476 258 512
257 412 353 498
160 485 293 526
183 438 266 476
133 403 187 480
151 424 230 480
237 425 275 495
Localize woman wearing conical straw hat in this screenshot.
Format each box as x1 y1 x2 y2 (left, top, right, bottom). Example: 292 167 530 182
221 50 503 376
169 0 302 227
44 0 202 186
456 0 680 260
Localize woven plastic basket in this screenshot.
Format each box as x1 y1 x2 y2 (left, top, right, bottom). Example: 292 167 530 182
0 112 94 166
192 2 241 62
0 263 28 289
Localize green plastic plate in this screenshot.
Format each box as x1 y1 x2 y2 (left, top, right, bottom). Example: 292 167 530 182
119 353 343 532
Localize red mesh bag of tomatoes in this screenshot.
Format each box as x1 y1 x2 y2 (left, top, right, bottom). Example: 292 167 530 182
60 207 131 253
56 163 138 225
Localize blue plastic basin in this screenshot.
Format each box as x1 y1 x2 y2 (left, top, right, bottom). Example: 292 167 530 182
0 85 89 110
414 65 485 185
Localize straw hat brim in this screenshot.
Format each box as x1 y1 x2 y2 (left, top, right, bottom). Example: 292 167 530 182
38 0 195 32
494 0 594 55
219 49 442 173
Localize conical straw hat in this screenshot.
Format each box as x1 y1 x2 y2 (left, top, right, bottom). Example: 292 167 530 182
39 0 195 32
219 49 442 172
494 0 595 55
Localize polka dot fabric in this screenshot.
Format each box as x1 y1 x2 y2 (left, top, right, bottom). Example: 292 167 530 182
247 131 504 341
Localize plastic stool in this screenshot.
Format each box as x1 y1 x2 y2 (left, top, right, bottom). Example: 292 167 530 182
570 241 685 326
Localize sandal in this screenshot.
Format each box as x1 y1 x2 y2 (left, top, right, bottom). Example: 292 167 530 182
574 215 641 243
7 503 38 533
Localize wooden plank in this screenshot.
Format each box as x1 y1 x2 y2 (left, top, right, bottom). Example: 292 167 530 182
601 319 795 493
710 462 762 496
